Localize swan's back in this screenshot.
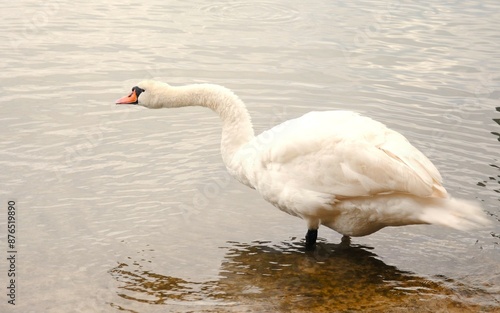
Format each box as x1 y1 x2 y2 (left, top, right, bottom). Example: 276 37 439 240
243 110 446 201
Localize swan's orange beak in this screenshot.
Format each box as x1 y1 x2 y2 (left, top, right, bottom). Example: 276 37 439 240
115 89 138 104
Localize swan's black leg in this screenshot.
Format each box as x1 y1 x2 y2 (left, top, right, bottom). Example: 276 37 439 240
340 235 351 247
305 229 318 251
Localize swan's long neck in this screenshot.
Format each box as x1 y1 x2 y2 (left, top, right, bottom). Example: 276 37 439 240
151 83 255 173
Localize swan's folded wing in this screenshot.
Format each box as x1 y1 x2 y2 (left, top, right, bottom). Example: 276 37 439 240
248 111 447 199
377 131 447 197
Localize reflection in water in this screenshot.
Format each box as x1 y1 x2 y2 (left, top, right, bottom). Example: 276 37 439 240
109 240 497 312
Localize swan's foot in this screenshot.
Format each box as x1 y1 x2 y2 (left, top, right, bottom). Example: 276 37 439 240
305 229 318 251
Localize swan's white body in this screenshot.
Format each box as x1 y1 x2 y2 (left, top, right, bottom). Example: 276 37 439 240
117 80 489 240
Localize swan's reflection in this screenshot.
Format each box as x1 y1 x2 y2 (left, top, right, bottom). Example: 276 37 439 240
109 239 491 312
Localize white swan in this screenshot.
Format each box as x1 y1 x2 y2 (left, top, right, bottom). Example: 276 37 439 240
116 80 490 249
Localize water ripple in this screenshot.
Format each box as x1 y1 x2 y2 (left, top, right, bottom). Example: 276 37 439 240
200 1 300 25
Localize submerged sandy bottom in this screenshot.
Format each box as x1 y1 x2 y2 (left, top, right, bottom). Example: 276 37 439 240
110 240 499 312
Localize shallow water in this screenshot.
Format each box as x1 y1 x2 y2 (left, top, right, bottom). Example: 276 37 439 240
0 0 499 312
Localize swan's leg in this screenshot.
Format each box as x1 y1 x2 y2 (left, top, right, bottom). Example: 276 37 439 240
340 235 351 246
305 229 318 251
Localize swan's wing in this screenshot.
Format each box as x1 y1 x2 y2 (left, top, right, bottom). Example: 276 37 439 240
246 111 446 199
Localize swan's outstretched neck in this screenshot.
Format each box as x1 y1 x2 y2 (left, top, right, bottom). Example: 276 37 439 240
143 81 255 172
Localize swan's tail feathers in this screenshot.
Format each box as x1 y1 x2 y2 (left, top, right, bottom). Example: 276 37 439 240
419 197 491 231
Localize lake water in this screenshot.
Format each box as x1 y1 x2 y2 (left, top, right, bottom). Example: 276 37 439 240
1 0 499 312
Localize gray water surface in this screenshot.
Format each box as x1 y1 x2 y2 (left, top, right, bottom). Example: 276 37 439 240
1 1 499 312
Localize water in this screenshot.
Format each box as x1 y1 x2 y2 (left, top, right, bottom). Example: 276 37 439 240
1 0 499 312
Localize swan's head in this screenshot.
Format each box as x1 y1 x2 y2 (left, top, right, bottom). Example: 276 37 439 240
115 80 169 109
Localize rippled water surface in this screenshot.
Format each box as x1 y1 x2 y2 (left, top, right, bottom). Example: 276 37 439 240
1 0 499 312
